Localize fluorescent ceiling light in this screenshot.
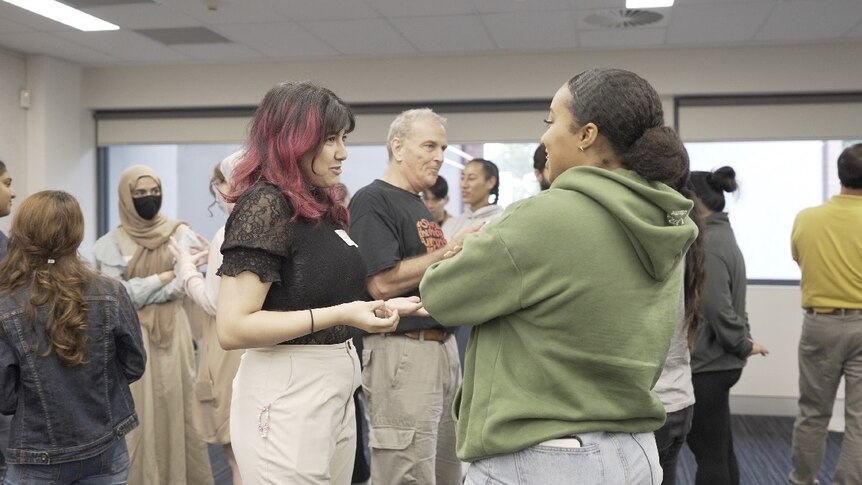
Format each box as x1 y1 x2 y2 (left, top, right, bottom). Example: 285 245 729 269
626 0 674 8
2 0 119 31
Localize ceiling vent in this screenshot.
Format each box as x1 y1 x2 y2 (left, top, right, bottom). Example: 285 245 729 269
583 9 664 29
136 27 232 45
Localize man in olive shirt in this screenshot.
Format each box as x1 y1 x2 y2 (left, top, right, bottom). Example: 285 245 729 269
789 143 862 485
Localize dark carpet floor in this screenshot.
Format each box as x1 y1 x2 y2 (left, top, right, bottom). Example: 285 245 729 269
676 414 844 485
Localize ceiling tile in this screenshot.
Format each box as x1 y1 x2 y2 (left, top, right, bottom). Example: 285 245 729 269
667 2 773 44
0 0 855 67
756 0 862 41
481 11 578 50
265 0 380 21
303 18 415 55
363 0 476 17
214 22 339 58
578 26 666 48
0 32 119 64
81 3 202 30
390 15 496 53
171 42 265 60
474 0 571 14
64 0 159 6
673 0 777 4
53 29 190 62
570 0 628 9
847 20 862 38
159 0 290 24
0 16 29 34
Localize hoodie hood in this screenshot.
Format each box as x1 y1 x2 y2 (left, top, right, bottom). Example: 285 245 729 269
552 166 697 281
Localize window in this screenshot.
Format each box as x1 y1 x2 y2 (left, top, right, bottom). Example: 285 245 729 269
103 144 242 242
102 142 544 241
685 139 857 281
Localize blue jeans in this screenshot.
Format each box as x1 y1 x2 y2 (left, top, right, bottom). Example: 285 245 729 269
4 439 130 485
464 431 662 485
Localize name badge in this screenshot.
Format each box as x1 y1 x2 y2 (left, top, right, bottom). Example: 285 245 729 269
335 229 358 247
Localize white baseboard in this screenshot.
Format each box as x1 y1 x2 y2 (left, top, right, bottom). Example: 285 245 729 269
729 395 799 416
729 396 845 432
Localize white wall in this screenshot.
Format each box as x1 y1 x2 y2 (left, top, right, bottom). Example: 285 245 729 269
0 48 27 235
4 41 861 415
24 56 95 251
81 43 862 109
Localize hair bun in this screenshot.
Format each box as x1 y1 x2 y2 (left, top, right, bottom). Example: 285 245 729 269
708 166 738 193
620 126 689 185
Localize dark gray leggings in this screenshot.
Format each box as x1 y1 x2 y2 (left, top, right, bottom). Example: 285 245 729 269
688 368 743 485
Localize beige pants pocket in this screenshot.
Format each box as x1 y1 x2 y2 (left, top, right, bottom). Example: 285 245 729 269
369 426 415 450
195 379 215 402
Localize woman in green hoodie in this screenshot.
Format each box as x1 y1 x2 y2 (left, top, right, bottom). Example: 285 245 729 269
420 68 698 485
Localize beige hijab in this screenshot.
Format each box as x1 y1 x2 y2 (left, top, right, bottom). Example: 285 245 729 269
118 165 184 347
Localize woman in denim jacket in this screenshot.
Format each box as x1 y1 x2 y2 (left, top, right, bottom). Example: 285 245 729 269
0 190 146 484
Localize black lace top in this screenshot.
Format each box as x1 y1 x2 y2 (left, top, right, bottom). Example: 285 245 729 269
218 183 367 345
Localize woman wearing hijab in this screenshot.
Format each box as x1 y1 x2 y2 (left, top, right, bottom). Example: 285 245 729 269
170 152 245 484
93 164 213 485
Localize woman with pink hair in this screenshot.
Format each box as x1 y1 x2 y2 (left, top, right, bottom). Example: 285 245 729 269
215 81 423 484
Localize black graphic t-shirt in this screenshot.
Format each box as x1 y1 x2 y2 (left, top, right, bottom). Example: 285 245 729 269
349 179 447 333
218 182 368 345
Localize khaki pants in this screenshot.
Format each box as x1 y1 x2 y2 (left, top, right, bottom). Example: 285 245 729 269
790 312 862 485
362 333 462 485
231 341 361 485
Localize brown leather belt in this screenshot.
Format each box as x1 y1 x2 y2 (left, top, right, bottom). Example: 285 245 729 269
805 308 862 316
399 329 451 342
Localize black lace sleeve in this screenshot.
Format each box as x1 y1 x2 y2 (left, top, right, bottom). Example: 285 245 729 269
218 183 294 283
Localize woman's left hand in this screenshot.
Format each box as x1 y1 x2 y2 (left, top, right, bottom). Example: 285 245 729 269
168 237 207 270
385 296 429 317
749 339 769 356
188 233 210 268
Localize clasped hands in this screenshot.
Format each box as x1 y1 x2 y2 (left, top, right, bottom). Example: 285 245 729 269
167 234 210 271
354 296 429 334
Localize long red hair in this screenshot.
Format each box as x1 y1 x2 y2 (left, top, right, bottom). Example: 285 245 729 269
229 81 355 228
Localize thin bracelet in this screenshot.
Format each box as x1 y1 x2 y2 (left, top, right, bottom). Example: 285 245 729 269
309 308 315 335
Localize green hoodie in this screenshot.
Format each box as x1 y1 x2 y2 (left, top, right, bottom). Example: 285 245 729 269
420 166 698 462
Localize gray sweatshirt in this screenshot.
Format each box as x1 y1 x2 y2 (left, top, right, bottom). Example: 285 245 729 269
690 212 752 374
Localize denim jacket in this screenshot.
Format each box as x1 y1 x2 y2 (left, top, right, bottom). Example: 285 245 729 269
0 275 146 465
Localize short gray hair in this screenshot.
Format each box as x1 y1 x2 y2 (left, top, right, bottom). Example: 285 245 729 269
386 108 447 160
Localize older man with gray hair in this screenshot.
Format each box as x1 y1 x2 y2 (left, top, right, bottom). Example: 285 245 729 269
348 108 472 485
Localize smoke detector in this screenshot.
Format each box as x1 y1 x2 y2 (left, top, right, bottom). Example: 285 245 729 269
583 9 664 29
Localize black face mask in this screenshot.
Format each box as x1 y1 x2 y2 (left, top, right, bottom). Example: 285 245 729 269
133 195 161 220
